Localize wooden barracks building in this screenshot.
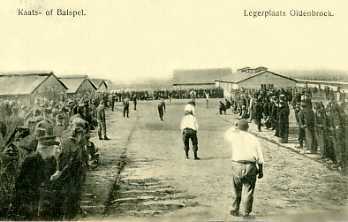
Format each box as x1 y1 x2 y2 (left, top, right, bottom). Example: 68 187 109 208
215 67 297 95
0 72 67 104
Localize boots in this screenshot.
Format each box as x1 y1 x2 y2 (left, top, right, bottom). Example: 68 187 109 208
194 151 200 160
185 150 189 159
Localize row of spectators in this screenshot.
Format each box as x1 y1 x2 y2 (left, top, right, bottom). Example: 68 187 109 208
221 87 348 172
0 95 104 220
109 88 224 101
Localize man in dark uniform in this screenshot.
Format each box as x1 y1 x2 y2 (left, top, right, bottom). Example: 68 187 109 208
13 120 59 220
158 98 166 121
50 119 89 220
327 101 345 168
314 102 329 159
271 96 279 136
133 94 137 111
341 102 348 174
278 95 290 143
123 97 130 118
96 101 109 140
219 100 226 115
302 102 317 154
254 97 263 132
111 93 116 111
295 103 306 149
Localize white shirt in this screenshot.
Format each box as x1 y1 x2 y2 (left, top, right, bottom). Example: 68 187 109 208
180 115 199 131
224 127 264 164
184 104 196 115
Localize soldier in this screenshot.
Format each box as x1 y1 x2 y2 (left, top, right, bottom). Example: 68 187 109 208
341 102 348 174
180 108 200 160
0 143 19 217
13 120 59 220
327 101 344 168
158 98 166 121
295 103 306 149
278 95 290 143
301 102 317 154
96 101 109 140
314 102 329 159
254 96 264 132
270 96 279 136
50 119 89 219
111 93 116 111
219 100 226 115
133 94 137 111
123 97 130 118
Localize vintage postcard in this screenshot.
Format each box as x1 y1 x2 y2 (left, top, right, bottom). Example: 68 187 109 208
0 0 348 221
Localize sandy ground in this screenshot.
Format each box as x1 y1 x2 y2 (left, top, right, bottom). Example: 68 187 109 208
82 99 348 222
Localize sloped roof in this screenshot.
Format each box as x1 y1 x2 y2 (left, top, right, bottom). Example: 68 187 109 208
218 70 297 83
0 72 67 96
173 68 232 85
59 77 96 93
90 78 107 89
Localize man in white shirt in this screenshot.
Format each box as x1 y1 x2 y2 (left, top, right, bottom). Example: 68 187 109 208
184 100 196 116
224 119 264 217
180 109 199 160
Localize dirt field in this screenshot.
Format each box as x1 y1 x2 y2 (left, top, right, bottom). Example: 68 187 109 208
83 99 348 222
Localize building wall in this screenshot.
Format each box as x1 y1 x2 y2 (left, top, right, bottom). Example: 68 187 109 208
31 75 67 103
173 83 216 90
238 72 296 89
76 79 96 96
97 83 108 93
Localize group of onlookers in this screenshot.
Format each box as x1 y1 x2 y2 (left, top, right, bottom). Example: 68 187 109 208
0 95 103 220
221 87 347 171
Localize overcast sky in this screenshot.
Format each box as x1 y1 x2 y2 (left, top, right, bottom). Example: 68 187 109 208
0 0 347 83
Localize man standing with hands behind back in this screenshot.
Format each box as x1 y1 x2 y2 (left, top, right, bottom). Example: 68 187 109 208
224 119 264 218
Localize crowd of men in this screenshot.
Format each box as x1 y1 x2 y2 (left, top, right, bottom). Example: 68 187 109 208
110 88 224 101
221 87 348 171
0 95 103 220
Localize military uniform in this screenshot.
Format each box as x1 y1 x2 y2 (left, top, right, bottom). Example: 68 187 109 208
314 105 329 158
278 101 290 143
54 136 86 219
123 98 130 118
158 99 166 121
96 103 108 140
13 152 57 220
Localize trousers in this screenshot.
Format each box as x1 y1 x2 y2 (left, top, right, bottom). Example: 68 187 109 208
98 121 107 139
182 128 198 152
231 162 258 215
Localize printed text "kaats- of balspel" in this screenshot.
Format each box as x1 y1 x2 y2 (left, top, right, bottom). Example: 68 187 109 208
17 8 87 18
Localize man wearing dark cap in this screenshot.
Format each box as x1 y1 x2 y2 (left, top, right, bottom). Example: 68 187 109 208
278 95 290 143
158 98 166 121
13 120 59 220
224 119 264 218
50 119 89 219
96 101 109 140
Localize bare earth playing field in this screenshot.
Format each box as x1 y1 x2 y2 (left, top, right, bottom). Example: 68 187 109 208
82 99 348 222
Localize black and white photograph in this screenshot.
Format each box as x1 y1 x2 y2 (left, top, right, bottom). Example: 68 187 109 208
0 0 348 221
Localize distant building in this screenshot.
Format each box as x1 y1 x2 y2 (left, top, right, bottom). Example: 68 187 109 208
172 68 232 89
91 79 108 93
0 72 67 104
59 75 96 96
215 67 297 95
